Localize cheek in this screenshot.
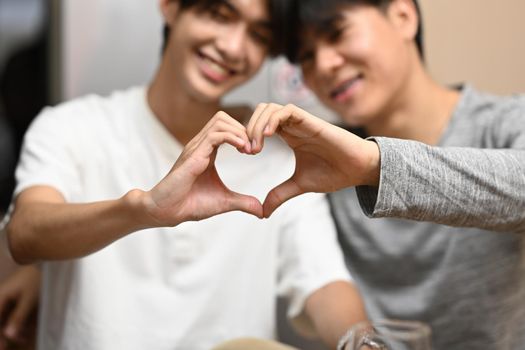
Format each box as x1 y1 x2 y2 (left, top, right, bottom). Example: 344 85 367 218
369 43 409 90
302 73 322 95
346 37 370 59
365 27 406 74
340 26 376 62
347 22 399 72
245 47 267 74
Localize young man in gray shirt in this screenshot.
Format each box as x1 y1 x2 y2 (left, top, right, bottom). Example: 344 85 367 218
246 0 525 348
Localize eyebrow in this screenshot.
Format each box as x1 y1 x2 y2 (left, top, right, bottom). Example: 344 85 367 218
221 0 272 29
219 0 238 15
296 14 345 55
314 14 345 36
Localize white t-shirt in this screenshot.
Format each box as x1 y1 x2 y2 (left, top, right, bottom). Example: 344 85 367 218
13 87 351 350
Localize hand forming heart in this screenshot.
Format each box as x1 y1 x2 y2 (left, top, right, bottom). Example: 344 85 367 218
247 103 381 218
143 111 263 227
142 104 380 227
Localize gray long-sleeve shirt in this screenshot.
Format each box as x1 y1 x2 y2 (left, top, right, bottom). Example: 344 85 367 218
330 85 525 349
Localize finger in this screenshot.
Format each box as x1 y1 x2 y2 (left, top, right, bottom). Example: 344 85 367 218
262 178 303 218
0 294 12 327
246 103 269 143
207 113 252 153
192 112 251 152
265 104 296 137
171 131 246 186
226 192 264 219
204 131 249 153
0 293 8 320
265 103 312 139
4 294 34 342
197 110 238 135
251 103 284 153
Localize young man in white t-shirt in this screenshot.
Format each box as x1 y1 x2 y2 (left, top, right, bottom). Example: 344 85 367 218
1 0 366 349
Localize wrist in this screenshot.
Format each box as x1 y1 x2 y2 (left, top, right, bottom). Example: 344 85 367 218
363 140 381 187
121 189 162 229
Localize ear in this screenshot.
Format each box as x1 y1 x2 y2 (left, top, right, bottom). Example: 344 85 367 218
386 0 419 43
159 0 180 27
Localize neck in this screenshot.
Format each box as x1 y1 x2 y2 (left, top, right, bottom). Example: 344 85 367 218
147 58 222 146
365 61 460 145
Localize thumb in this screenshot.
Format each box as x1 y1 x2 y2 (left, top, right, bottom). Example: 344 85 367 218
227 192 264 219
263 178 303 218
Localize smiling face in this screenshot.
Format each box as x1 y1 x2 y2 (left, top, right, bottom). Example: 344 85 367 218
162 0 273 103
295 1 420 127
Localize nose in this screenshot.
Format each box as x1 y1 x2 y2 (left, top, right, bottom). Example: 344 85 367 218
216 24 247 63
314 43 344 75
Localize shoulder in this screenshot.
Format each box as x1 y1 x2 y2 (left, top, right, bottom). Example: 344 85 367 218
450 85 525 147
459 85 525 119
28 87 145 136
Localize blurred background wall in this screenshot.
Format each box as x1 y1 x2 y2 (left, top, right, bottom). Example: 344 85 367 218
420 0 525 95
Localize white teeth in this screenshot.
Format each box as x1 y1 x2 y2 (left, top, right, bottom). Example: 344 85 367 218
332 82 350 98
333 83 348 96
332 77 359 98
204 56 229 76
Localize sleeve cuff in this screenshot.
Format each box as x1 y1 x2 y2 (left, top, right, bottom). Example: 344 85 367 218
355 185 379 217
355 137 384 217
355 137 408 218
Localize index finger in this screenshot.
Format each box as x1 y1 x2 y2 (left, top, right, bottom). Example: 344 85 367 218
248 103 284 153
246 103 269 148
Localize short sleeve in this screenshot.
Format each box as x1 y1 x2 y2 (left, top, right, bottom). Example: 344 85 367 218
276 192 353 336
14 106 83 201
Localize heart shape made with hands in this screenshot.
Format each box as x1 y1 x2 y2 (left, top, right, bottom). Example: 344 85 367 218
214 135 295 205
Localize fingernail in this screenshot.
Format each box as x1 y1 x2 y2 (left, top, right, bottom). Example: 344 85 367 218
264 124 270 134
251 139 257 150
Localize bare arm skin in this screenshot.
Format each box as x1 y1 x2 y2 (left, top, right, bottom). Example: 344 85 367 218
7 112 262 264
305 281 368 350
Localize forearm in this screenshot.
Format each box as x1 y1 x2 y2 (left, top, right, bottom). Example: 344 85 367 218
6 189 153 263
307 281 367 349
357 137 525 233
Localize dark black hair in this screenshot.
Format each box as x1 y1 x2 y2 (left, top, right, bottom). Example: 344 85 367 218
283 0 424 63
161 0 290 57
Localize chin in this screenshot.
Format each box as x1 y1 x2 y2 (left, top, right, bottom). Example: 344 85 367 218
189 82 227 103
338 108 371 128
332 96 378 127
197 76 246 101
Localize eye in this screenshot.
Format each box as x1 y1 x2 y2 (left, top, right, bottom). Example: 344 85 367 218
249 28 272 47
327 26 345 42
208 4 235 22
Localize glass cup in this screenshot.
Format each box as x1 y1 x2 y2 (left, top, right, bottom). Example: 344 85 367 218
339 319 432 350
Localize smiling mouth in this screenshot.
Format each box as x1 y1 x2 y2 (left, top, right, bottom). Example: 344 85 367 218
197 51 238 83
330 74 364 102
